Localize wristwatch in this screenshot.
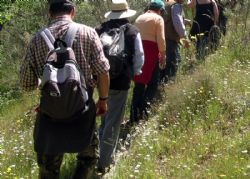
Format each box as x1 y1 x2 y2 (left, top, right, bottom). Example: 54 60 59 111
99 96 108 101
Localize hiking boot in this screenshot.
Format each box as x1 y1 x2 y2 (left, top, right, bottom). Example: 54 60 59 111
96 166 111 177
72 159 96 179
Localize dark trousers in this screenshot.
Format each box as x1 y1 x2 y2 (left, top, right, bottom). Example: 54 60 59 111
36 101 99 179
130 63 160 123
196 35 209 60
37 132 98 179
160 39 180 83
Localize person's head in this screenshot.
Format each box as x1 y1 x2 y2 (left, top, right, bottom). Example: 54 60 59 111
48 0 75 18
104 0 136 20
148 0 165 14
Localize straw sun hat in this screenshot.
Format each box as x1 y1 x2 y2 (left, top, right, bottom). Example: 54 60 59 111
104 0 136 19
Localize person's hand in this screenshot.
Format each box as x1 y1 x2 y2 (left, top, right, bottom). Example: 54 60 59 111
159 53 166 70
159 59 166 70
96 99 108 116
184 18 192 27
180 38 190 49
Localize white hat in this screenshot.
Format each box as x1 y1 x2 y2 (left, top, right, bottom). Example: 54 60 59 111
104 0 136 20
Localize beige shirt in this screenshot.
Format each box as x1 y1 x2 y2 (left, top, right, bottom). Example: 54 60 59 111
135 11 166 52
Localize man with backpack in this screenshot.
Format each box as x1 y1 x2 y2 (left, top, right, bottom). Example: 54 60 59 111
160 0 190 83
20 0 110 178
95 0 144 174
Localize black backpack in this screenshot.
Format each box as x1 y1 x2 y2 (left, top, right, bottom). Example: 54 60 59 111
209 25 221 51
100 24 129 79
39 23 89 122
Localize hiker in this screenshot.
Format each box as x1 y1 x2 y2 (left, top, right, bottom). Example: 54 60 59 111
95 0 144 173
20 0 110 178
230 0 237 9
160 0 190 83
130 0 166 123
217 0 238 35
186 0 219 59
216 0 227 35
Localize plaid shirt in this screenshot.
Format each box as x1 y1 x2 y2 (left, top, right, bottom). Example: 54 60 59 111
20 16 109 91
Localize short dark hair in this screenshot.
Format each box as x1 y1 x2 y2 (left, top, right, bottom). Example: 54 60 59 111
49 2 74 15
148 5 160 11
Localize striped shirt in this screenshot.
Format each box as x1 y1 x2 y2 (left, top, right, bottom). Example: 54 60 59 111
20 16 109 91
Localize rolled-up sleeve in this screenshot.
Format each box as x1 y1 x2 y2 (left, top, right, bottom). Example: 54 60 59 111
171 4 186 38
89 30 110 75
20 42 39 91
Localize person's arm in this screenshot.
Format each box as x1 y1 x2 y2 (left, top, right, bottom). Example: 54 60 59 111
96 72 110 116
171 4 186 38
132 33 144 75
156 17 166 68
212 0 219 25
171 4 190 48
89 29 110 116
159 51 166 69
20 40 40 91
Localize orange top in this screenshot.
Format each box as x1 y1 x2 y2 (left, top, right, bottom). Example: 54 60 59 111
135 11 166 52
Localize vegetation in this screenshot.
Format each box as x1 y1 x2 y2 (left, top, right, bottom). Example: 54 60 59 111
106 3 250 178
0 0 249 179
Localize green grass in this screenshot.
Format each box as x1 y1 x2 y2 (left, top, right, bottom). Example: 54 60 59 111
0 92 39 178
106 15 250 178
108 60 249 179
0 3 250 178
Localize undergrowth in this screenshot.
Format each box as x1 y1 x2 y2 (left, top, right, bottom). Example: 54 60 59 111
0 1 250 179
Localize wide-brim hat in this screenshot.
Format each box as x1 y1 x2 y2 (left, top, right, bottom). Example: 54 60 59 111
104 0 136 19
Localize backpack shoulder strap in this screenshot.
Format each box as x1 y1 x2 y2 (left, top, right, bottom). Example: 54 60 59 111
120 23 128 32
64 22 80 47
40 28 55 51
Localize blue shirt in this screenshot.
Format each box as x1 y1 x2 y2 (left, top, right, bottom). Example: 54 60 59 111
171 3 186 38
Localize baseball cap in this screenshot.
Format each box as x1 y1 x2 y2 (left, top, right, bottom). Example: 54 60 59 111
149 0 165 10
